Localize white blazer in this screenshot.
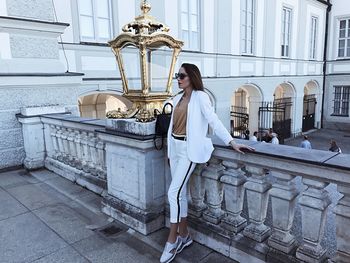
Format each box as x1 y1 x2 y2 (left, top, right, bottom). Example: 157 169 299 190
167 90 233 163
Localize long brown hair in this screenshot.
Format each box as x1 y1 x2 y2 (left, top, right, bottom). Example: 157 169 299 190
181 63 204 91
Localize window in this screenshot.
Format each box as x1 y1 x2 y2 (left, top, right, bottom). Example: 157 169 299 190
78 0 112 43
181 0 200 50
338 19 350 58
281 7 292 57
309 16 318 60
241 0 255 54
333 86 350 116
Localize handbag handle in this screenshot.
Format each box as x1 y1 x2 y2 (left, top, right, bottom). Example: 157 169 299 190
162 102 173 114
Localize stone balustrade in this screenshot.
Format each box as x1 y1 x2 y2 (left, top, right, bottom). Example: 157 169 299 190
41 115 107 194
178 141 350 263
18 110 350 262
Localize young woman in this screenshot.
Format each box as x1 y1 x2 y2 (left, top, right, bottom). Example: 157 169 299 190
160 63 254 263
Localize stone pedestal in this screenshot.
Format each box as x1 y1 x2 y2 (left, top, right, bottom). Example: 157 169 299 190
243 165 271 242
99 119 166 235
220 161 247 234
268 171 299 254
296 179 331 263
18 106 67 170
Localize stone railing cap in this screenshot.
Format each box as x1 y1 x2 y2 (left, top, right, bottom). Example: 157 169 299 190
214 138 341 166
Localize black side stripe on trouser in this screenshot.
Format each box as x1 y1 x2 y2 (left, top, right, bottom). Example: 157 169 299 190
176 162 193 223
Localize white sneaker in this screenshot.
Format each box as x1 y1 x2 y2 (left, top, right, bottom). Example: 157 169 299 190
160 236 181 263
177 234 193 253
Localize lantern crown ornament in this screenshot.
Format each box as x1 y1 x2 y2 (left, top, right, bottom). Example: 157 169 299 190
108 0 183 121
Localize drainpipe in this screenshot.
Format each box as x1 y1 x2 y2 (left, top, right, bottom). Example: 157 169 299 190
321 0 332 128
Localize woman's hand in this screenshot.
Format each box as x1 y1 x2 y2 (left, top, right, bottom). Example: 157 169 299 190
230 140 255 154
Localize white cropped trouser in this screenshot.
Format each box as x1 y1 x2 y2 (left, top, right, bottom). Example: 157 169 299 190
168 136 196 224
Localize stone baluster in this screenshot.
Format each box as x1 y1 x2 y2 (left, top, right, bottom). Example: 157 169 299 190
95 140 106 179
80 131 90 172
220 160 247 234
56 126 64 162
202 157 225 224
74 130 83 170
268 171 299 254
243 165 271 242
296 179 331 263
87 132 98 175
61 127 70 164
66 128 76 165
333 185 350 262
49 125 59 159
188 164 206 218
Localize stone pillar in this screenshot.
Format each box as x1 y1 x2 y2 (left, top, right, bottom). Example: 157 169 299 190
220 160 247 233
268 171 299 254
333 185 350 263
202 157 225 224
99 119 166 235
243 165 271 242
188 164 206 218
17 116 45 170
17 105 67 169
296 179 331 263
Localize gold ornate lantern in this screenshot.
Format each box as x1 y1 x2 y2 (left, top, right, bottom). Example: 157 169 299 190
108 0 183 122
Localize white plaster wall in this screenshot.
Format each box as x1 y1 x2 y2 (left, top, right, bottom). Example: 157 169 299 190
117 0 135 35
328 0 350 61
0 77 82 169
302 3 326 61
52 0 74 42
255 0 265 57
0 33 11 59
203 0 215 53
164 0 179 39
0 0 7 16
274 0 299 59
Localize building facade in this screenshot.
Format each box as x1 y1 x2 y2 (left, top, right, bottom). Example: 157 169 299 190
55 0 328 136
324 0 350 130
0 0 334 169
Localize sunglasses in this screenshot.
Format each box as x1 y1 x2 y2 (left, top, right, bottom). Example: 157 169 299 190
175 73 188 80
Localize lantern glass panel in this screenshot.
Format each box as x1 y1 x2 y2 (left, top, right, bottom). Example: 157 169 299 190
148 46 174 93
121 46 142 91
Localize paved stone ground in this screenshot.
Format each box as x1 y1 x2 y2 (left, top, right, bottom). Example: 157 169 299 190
284 128 350 154
0 168 238 263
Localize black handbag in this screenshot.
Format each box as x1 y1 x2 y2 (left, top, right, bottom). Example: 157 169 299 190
154 102 173 150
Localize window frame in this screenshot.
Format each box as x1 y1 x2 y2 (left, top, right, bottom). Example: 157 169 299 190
180 0 201 51
281 6 292 58
240 0 256 55
309 16 318 60
332 86 350 117
77 0 113 43
337 18 350 59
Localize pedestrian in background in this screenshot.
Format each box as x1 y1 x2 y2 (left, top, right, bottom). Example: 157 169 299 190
250 131 258 141
329 139 342 153
271 133 279 144
300 135 312 149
